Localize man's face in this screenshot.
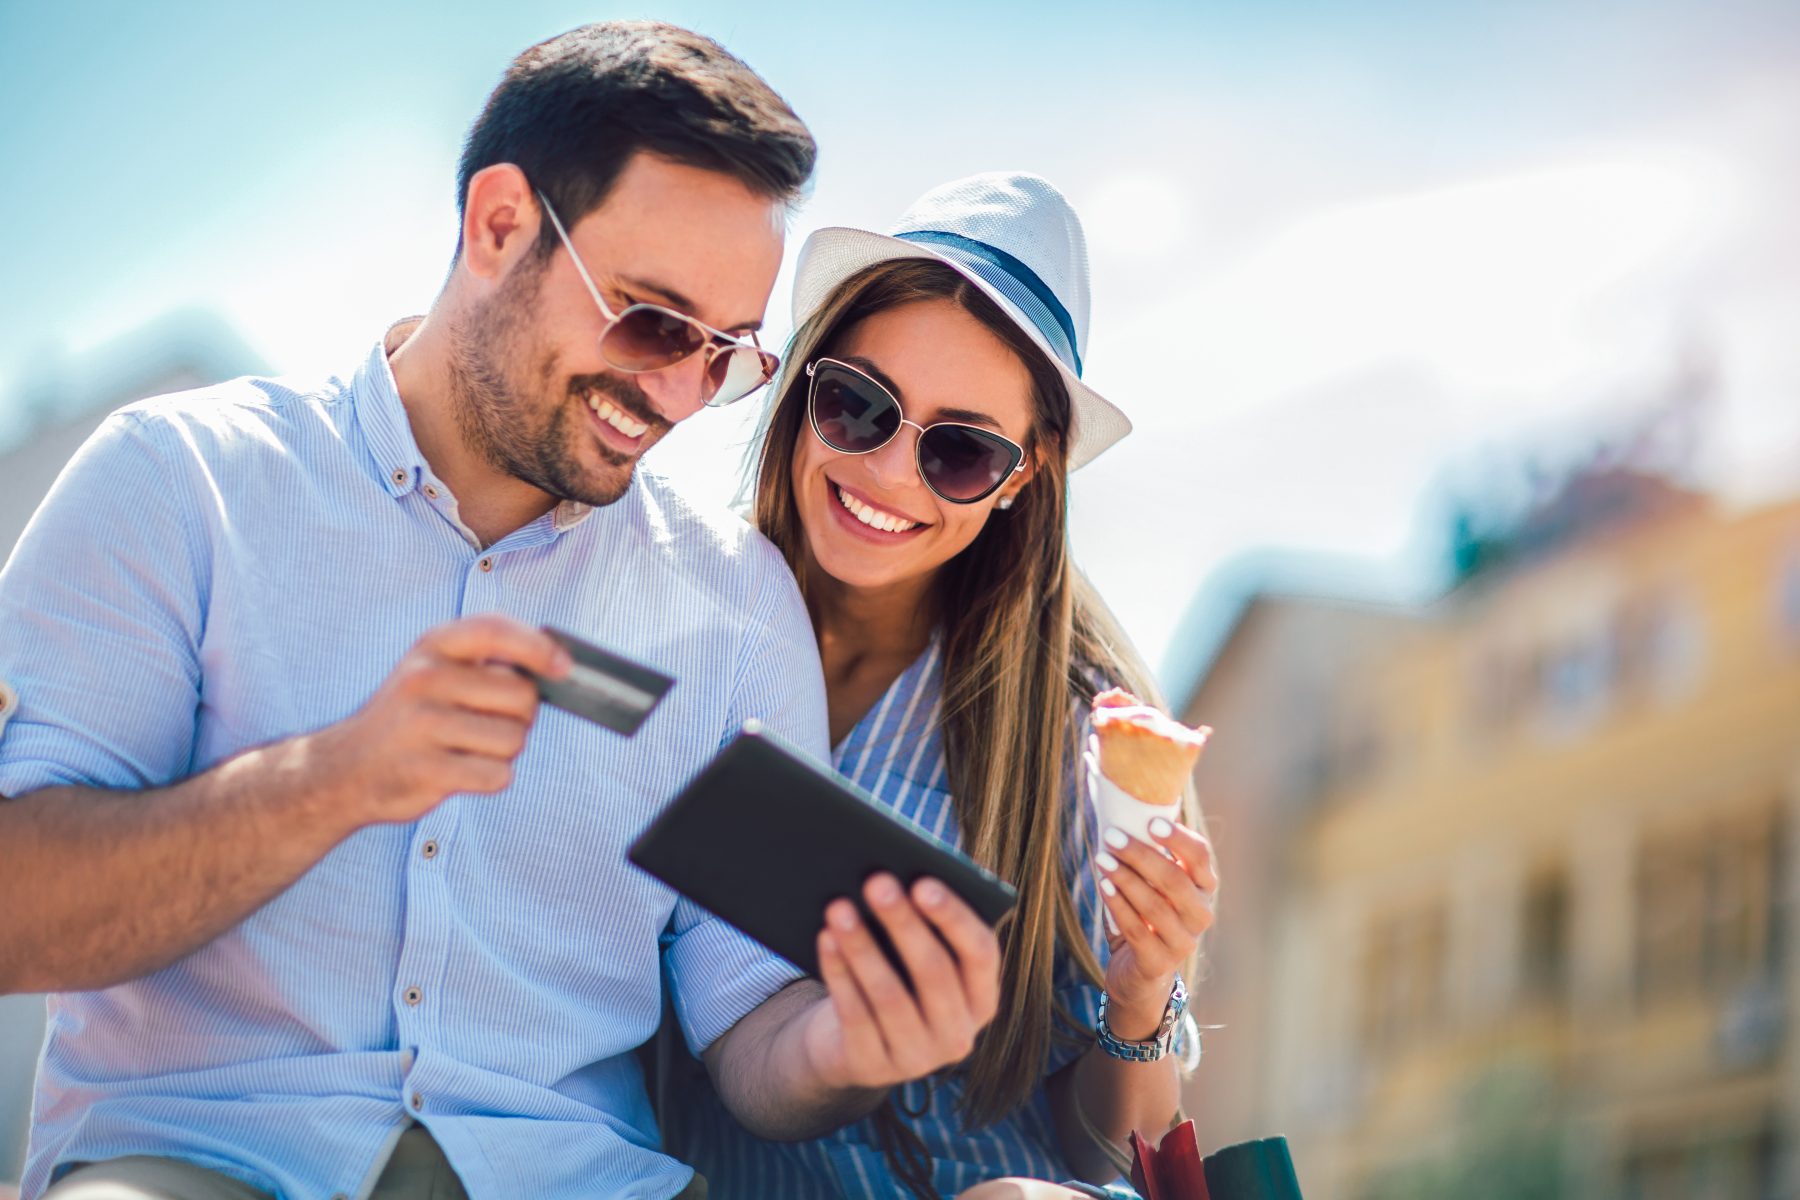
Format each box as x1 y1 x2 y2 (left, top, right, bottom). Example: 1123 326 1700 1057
450 152 786 507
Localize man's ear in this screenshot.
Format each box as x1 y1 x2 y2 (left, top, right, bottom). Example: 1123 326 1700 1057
460 163 537 282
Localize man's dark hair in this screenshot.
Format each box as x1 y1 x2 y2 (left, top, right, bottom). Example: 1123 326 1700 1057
457 21 816 258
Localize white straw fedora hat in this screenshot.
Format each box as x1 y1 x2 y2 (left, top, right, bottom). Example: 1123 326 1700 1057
791 171 1131 470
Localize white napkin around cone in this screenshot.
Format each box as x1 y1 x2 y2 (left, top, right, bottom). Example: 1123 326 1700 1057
1085 732 1184 937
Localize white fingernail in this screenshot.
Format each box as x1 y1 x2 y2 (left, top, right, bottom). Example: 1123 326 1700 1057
1100 878 1118 897
1148 817 1173 839
1102 826 1130 850
1096 851 1120 873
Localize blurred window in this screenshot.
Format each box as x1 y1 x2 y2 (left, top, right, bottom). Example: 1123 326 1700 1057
1520 869 1568 1005
1537 630 1613 735
1637 835 1706 1000
1615 588 1705 706
1774 542 1800 647
1636 809 1780 1006
1469 588 1707 749
1326 704 1385 794
1465 644 1532 746
1621 1125 1773 1200
1361 902 1448 1051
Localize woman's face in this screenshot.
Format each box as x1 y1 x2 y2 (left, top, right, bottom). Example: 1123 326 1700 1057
791 297 1037 595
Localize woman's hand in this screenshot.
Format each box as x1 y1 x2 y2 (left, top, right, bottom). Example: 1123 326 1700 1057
800 872 1003 1091
1095 819 1217 1034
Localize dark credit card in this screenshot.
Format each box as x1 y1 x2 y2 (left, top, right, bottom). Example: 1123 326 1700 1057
530 626 674 736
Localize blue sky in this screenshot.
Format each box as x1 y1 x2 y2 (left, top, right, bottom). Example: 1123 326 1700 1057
3 0 1796 683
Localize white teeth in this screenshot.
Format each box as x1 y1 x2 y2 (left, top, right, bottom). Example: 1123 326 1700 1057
834 483 919 533
586 393 648 439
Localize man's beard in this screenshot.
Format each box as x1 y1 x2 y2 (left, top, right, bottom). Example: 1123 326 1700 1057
446 256 668 509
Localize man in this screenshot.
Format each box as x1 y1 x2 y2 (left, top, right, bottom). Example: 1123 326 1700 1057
0 22 1000 1200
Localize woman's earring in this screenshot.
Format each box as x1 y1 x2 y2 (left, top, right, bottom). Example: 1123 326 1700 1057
996 494 1015 511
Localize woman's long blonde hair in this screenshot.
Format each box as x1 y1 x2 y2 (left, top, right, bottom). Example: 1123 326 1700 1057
749 257 1202 1189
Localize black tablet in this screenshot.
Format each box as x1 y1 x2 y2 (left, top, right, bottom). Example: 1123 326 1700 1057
627 720 1018 979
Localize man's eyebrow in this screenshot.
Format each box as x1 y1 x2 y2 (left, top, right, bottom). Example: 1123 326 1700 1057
618 274 762 334
840 356 1004 430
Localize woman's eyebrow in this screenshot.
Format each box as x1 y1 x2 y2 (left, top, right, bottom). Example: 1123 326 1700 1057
931 406 1003 430
839 355 906 400
837 356 1004 430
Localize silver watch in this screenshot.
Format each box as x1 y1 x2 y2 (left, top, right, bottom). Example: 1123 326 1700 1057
1095 974 1187 1062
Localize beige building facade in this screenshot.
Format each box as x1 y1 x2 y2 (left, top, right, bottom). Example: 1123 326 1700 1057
1177 479 1800 1199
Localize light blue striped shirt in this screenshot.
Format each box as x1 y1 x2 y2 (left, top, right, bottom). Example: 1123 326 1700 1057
0 329 827 1200
676 639 1137 1198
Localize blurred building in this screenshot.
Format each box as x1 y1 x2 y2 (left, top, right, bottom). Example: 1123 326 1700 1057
1176 451 1800 1199
0 309 264 556
0 310 262 1186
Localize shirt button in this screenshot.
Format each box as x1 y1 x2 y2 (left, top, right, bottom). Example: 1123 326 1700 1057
478 557 494 573
421 840 439 860
403 985 423 1006
411 1092 424 1112
424 484 440 499
390 469 407 486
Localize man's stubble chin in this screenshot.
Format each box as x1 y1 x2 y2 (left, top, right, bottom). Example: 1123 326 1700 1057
448 278 653 510
525 397 642 510
553 372 674 508
547 377 669 509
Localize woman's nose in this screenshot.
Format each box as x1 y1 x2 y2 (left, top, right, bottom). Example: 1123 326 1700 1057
864 422 921 489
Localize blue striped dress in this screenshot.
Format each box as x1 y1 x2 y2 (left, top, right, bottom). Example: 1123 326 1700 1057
676 636 1141 1198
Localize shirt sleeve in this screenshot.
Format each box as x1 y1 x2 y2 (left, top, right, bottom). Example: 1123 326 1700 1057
0 411 206 800
661 539 828 1055
1049 702 1112 1074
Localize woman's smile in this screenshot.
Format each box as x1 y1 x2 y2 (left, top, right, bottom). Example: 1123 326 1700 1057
825 478 929 538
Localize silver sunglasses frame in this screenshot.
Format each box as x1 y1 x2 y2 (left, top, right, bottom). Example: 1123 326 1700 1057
804 357 1028 505
536 189 778 407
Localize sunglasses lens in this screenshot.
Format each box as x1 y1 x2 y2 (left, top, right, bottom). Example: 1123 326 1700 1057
704 346 780 408
811 368 901 453
919 425 1021 503
601 306 706 372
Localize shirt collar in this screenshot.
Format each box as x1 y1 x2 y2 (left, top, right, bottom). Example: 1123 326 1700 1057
354 319 429 499
353 318 596 532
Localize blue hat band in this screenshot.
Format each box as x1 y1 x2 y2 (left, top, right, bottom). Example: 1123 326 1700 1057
896 230 1082 378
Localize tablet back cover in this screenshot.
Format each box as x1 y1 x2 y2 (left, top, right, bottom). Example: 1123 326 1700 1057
627 721 1017 976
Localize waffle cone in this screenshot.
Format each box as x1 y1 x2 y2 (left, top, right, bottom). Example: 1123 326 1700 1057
1091 689 1209 806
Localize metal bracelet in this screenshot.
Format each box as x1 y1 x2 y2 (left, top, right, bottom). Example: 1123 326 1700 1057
1094 974 1187 1063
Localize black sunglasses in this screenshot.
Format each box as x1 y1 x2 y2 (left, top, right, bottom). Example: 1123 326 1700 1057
805 358 1028 505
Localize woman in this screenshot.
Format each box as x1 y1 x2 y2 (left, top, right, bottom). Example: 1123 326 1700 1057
677 173 1219 1199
